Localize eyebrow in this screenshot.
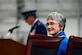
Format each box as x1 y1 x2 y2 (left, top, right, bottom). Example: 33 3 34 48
46 22 56 26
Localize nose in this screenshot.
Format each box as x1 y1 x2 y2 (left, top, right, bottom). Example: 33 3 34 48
46 25 51 30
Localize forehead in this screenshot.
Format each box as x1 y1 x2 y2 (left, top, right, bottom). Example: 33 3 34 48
26 15 34 19
47 18 58 23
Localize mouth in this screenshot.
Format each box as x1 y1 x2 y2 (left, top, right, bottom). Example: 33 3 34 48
48 29 52 32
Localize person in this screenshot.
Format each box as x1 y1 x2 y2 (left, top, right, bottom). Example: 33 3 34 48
21 10 47 35
46 12 68 55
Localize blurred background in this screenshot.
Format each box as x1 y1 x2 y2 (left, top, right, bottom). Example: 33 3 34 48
0 0 82 45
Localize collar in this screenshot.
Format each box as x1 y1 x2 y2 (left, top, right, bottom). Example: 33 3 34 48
32 19 39 26
55 31 66 37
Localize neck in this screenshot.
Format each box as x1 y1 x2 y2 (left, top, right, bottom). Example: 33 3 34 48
52 30 63 36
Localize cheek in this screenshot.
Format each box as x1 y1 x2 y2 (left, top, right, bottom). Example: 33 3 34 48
50 26 60 33
26 19 30 23
25 18 28 22
47 27 55 34
54 24 60 29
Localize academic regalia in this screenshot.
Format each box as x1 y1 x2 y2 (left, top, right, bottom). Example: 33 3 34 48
55 31 69 55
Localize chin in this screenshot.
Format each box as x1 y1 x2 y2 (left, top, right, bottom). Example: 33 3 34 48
49 32 54 35
28 23 32 25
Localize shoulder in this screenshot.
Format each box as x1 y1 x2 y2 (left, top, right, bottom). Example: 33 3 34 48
60 37 69 47
37 20 46 27
62 37 69 43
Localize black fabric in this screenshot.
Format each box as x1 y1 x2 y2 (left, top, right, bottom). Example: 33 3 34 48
31 45 58 55
70 46 82 55
61 50 64 55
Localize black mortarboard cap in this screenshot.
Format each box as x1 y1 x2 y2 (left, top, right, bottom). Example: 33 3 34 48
21 10 37 19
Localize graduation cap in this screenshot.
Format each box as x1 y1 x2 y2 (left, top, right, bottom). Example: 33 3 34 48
21 10 37 19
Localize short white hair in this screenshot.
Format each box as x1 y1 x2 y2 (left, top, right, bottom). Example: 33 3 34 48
47 12 66 31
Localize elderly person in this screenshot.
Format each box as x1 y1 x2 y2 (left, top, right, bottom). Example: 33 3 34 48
46 12 68 55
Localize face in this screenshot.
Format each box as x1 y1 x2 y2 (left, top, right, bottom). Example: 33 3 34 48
25 16 35 25
46 18 62 35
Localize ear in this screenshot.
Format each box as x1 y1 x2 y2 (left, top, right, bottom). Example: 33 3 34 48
60 26 64 30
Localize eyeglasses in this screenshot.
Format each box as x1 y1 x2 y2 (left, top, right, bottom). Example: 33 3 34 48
46 22 57 26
